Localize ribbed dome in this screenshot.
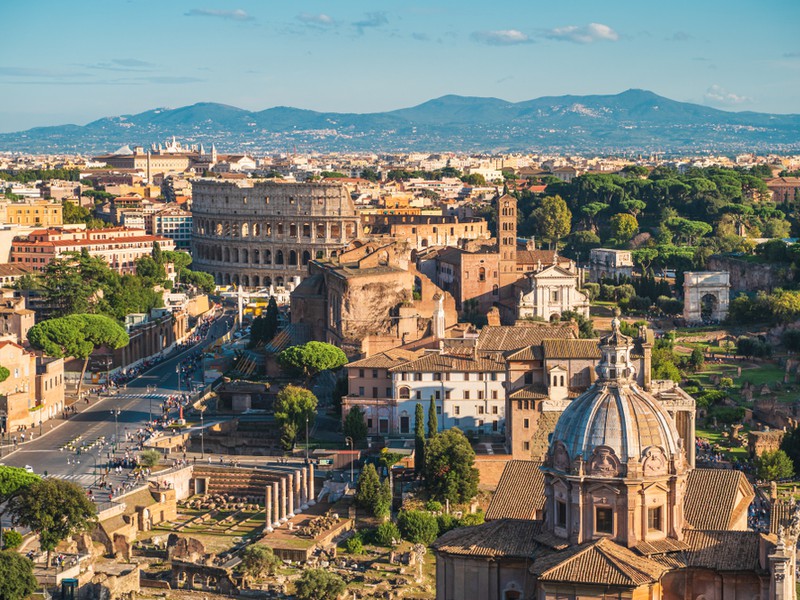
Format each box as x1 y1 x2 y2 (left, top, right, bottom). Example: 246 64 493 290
550 383 682 473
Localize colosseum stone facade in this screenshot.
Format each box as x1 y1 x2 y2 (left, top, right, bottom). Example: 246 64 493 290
191 179 360 288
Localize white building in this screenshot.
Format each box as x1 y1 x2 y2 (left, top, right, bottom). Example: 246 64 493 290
516 264 590 321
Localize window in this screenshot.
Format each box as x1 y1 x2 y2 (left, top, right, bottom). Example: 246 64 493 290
522 441 530 451
477 405 485 414
479 267 486 282
478 391 484 400
399 387 410 399
372 369 378 378
372 387 378 398
648 507 662 532
551 289 559 302
434 372 442 381
596 507 613 534
359 369 365 378
454 406 460 415
523 418 529 429
416 391 421 400
414 373 422 381
492 391 498 400
464 391 470 400
492 405 498 414
386 387 392 397
436 406 441 414
367 418 373 429
556 501 567 528
435 391 441 400
524 372 533 384
358 386 365 396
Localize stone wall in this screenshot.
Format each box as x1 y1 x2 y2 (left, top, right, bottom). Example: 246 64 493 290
707 255 791 293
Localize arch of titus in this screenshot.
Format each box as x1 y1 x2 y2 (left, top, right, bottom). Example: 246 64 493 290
683 271 730 324
191 179 360 289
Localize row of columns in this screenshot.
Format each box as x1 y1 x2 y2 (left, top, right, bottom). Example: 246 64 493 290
264 463 315 532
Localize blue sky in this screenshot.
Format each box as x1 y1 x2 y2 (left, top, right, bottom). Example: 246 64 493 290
0 0 798 133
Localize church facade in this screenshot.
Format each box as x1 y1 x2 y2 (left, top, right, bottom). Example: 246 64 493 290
434 318 797 600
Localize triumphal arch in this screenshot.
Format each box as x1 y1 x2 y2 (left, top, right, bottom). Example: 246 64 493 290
683 271 730 324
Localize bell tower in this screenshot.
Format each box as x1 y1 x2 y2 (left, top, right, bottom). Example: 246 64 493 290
497 194 517 293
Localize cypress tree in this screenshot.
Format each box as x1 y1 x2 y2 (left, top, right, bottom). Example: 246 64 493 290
427 395 438 438
414 403 425 472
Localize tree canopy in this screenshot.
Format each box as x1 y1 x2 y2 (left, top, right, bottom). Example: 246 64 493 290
9 478 97 564
0 550 37 600
273 385 318 449
423 428 479 504
293 568 346 600
343 406 368 446
278 341 348 379
533 195 572 248
239 545 280 581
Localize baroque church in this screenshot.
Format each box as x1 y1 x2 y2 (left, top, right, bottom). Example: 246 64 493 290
434 317 798 600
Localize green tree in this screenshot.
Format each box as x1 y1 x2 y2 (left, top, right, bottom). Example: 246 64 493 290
756 449 795 481
561 311 595 338
294 568 346 600
278 341 348 380
374 521 401 546
135 255 167 283
139 449 161 468
355 463 381 511
9 478 97 565
688 347 705 372
533 195 572 248
2 530 22 550
360 168 379 182
414 403 425 472
374 478 392 519
273 385 317 449
397 510 439 545
423 428 479 504
28 315 130 397
427 395 438 438
239 545 280 581
0 550 37 600
0 466 38 550
151 240 163 266
610 213 639 243
343 406 368 447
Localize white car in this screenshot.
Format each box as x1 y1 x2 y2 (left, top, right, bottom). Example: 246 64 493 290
24 465 34 473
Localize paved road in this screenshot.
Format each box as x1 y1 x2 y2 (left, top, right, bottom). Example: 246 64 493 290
0 312 234 485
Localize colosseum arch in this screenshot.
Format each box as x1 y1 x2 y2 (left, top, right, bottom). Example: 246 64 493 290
253 275 260 287
276 276 284 287
683 271 730 324
242 275 249 287
191 180 360 289
265 276 272 287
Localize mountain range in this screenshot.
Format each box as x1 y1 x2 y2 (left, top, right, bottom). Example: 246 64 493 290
3 89 800 155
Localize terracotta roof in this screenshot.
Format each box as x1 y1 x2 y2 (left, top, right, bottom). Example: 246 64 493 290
630 537 689 556
504 345 543 361
650 530 763 573
347 349 421 369
486 460 545 521
684 469 753 530
477 323 576 352
508 385 548 400
770 500 791 535
542 338 602 360
433 519 542 558
389 351 505 373
533 538 667 587
0 264 30 277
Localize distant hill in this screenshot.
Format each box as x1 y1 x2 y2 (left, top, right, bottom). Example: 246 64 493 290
3 89 799 154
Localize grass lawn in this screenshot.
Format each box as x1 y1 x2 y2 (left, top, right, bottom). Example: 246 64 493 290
695 427 749 461
734 363 785 387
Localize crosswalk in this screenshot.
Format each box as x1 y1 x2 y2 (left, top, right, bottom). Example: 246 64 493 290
55 473 97 483
113 393 174 400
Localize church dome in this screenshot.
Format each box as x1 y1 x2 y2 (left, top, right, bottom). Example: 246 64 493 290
548 317 683 478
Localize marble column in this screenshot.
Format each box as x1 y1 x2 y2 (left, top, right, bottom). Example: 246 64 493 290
293 469 303 514
308 463 316 505
272 481 280 528
287 473 295 518
265 487 273 533
280 477 288 522
300 467 308 510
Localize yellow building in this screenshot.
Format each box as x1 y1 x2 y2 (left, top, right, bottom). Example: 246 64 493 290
0 200 63 227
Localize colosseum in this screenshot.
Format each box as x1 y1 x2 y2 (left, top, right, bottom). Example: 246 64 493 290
191 179 361 288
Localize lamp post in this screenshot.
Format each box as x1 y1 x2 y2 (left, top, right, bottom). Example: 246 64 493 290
345 436 354 483
305 416 309 464
200 408 205 459
110 408 120 450
176 365 181 396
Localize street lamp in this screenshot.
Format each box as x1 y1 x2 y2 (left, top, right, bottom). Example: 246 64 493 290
305 416 309 464
176 365 181 396
110 408 120 450
345 436 354 483
200 408 205 459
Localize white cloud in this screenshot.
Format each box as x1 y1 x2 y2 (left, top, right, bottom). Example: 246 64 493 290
185 9 254 22
353 12 388 34
704 84 751 106
545 23 619 44
472 29 531 46
297 13 334 26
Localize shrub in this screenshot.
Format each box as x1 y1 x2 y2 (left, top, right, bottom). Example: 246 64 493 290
374 521 401 547
436 514 459 534
425 500 443 513
139 449 161 468
459 511 485 527
344 534 364 555
397 510 439 545
582 283 600 301
2 530 23 550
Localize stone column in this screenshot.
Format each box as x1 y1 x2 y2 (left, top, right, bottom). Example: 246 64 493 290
272 482 281 528
307 463 316 505
294 469 303 514
280 477 288 522
299 467 308 510
265 487 273 533
287 473 295 518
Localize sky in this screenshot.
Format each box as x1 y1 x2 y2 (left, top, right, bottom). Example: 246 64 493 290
0 0 798 133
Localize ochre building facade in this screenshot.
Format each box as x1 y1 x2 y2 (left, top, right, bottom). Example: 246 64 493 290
191 179 360 288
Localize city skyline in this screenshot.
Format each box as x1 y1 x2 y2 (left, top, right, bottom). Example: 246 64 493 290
1 0 799 134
